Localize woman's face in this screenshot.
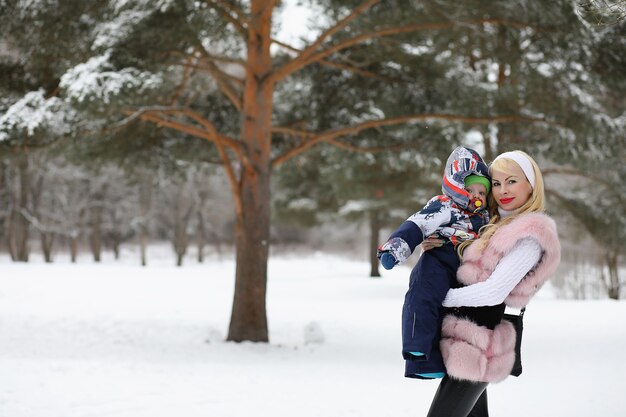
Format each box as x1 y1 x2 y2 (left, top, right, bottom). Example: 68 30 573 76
491 163 533 211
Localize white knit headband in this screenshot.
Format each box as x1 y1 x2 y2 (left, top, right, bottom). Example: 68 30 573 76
493 151 536 189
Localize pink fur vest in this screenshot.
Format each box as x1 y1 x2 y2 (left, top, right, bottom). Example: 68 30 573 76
441 212 561 383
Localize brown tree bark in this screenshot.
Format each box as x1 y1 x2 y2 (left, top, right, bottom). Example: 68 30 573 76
226 0 274 343
196 183 209 264
369 210 382 278
89 203 102 262
111 236 121 260
69 208 84 263
173 208 192 267
606 251 620 300
41 233 54 262
197 210 206 263
7 153 30 262
89 187 105 263
140 231 148 266
138 169 152 267
70 235 79 263
30 173 55 263
129 2 553 342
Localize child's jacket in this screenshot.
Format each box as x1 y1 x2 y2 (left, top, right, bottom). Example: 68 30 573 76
379 146 490 379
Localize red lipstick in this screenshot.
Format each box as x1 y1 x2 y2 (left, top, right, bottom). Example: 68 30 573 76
500 197 514 205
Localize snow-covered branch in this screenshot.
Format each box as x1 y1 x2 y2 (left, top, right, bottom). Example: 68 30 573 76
0 90 75 142
60 53 163 105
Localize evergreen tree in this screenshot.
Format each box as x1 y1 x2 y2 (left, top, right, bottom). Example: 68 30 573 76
56 0 524 343
2 0 623 339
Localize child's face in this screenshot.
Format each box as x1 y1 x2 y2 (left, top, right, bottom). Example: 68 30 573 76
465 183 488 212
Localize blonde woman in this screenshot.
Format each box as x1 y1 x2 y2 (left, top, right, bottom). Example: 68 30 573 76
424 151 561 417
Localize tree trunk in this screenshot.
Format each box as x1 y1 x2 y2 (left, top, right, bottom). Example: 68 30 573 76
482 128 494 162
69 209 84 263
138 169 152 267
90 204 102 262
172 204 191 266
369 210 381 278
227 0 273 343
495 25 523 146
197 210 205 263
228 174 271 342
112 238 121 260
174 223 187 267
7 153 30 262
212 229 223 260
89 184 108 263
41 233 54 262
70 236 78 263
140 231 148 266
172 205 191 266
173 227 187 267
607 251 620 300
29 170 51 262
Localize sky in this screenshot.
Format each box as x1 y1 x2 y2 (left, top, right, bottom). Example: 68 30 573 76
276 0 320 48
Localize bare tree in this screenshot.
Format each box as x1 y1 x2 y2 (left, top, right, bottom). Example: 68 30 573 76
156 167 197 267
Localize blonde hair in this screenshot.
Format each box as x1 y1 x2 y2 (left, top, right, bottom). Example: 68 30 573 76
458 150 545 256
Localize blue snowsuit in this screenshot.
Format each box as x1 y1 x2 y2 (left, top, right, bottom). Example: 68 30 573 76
378 146 489 379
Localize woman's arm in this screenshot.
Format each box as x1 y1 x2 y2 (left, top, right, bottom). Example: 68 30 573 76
442 238 542 307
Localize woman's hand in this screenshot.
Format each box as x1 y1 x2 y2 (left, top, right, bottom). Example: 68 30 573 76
421 236 445 251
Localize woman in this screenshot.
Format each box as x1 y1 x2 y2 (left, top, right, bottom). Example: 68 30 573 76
424 150 561 417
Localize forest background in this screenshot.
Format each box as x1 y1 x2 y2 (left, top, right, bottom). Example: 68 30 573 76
1 0 624 343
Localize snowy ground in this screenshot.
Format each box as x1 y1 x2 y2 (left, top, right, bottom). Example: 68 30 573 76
1 248 625 417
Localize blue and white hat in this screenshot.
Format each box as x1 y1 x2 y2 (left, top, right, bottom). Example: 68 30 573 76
442 146 490 209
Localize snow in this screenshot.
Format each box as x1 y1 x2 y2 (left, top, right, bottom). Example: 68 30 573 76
111 0 176 14
0 90 74 142
464 130 485 156
275 0 325 50
287 197 317 210
60 53 163 104
338 200 372 214
15 0 59 17
1 249 625 417
92 0 179 51
402 44 431 56
92 10 151 51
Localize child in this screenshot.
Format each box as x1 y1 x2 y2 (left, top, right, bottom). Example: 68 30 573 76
377 146 490 379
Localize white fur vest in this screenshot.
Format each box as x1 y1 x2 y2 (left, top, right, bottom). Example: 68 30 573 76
441 212 561 383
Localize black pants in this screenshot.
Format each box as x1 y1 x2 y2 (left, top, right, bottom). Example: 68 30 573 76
426 375 489 417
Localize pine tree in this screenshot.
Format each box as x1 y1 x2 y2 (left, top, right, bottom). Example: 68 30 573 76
56 0 527 342
2 0 623 338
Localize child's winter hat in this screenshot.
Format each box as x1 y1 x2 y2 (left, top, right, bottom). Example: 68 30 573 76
464 175 491 193
442 146 489 209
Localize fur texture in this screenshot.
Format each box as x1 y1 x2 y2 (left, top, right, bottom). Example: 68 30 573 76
442 212 561 382
457 212 561 308
441 315 517 383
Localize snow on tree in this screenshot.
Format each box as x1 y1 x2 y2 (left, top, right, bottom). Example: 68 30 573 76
0 90 75 142
60 53 163 106
1 0 624 338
